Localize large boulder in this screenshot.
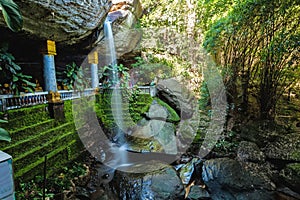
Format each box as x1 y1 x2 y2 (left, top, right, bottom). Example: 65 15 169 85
156 78 198 119
0 0 143 48
263 133 300 162
128 100 178 154
109 160 185 199
0 0 110 45
202 158 275 200
92 0 143 61
237 141 265 163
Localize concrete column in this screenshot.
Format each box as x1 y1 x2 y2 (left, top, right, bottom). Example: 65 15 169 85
43 55 57 92
91 63 99 89
88 51 99 89
43 40 58 92
42 40 64 121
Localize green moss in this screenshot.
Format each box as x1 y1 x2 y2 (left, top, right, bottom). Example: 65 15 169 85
3 106 50 131
3 122 75 155
291 151 300 161
95 93 154 130
10 120 54 141
64 100 74 122
15 139 83 180
13 131 78 174
7 104 48 119
154 97 180 123
0 101 85 181
286 163 300 176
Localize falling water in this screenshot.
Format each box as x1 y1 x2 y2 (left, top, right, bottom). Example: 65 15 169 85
104 17 128 166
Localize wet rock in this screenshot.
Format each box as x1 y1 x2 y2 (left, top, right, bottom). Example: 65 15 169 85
110 160 185 200
186 186 210 200
156 78 198 120
264 133 300 162
129 117 177 154
240 121 285 147
237 141 265 163
202 158 275 200
279 163 300 193
178 158 202 185
75 187 91 200
276 187 300 200
93 0 143 61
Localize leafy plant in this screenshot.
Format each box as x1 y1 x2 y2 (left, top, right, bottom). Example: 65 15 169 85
101 63 129 88
57 62 86 91
215 131 238 154
16 163 87 199
0 119 10 142
0 43 36 94
0 0 23 32
17 176 54 200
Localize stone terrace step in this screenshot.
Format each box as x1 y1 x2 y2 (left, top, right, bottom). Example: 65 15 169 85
2 122 75 156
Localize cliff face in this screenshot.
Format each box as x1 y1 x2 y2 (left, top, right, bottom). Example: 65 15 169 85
0 0 111 45
0 0 143 53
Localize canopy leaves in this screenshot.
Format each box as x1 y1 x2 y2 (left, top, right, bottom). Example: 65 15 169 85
0 0 23 32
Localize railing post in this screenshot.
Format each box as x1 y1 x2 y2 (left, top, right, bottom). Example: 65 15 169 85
150 86 157 97
88 51 99 89
0 97 6 112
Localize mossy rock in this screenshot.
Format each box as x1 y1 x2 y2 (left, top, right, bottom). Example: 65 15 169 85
291 151 300 161
152 98 180 123
280 163 300 193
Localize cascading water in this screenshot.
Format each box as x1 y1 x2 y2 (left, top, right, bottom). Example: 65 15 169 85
104 17 128 166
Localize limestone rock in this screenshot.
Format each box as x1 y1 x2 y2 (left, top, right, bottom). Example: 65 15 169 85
202 158 275 200
93 0 143 62
1 0 143 48
127 99 178 154
156 78 198 119
279 163 300 193
237 141 265 163
129 119 177 154
110 160 185 199
2 0 111 45
263 133 300 162
186 186 210 200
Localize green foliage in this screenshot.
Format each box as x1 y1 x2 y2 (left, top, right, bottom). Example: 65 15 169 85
130 54 176 85
101 63 129 88
198 81 210 110
131 56 145 68
57 62 86 90
154 97 180 123
203 0 300 119
17 176 54 200
0 0 23 32
0 119 10 142
16 163 87 199
215 131 238 154
0 43 36 94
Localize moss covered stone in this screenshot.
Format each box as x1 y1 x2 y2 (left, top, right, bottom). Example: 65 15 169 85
154 97 180 123
0 100 85 182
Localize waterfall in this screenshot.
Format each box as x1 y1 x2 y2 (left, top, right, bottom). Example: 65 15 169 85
104 17 128 166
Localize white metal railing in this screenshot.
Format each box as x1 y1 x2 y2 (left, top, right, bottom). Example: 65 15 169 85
0 86 156 112
99 86 156 96
0 91 48 112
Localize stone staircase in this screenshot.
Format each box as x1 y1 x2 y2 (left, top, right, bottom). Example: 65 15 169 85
0 101 84 181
